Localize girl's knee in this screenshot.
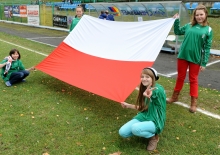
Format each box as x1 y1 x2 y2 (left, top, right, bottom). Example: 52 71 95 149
23 70 30 76
131 122 156 138
119 127 130 138
131 124 141 136
18 72 24 78
21 70 29 78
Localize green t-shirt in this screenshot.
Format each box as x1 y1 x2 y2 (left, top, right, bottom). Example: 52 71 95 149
69 17 81 32
133 83 166 134
1 59 25 82
174 19 213 67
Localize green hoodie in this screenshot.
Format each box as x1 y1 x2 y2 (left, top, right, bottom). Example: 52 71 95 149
174 19 213 67
69 17 81 32
133 83 166 134
1 59 25 82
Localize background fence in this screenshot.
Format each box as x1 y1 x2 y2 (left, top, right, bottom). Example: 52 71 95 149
0 1 218 29
0 2 175 28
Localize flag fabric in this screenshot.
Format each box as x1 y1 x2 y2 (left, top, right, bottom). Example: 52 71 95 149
36 15 174 103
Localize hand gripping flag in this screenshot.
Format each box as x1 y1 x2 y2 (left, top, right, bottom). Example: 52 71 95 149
36 15 174 102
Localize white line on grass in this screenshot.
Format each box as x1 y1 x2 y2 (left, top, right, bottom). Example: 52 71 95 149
0 39 48 57
158 72 171 78
135 87 220 120
167 71 178 77
26 36 66 39
1 39 220 120
26 38 57 48
174 101 220 119
206 59 220 66
0 20 69 32
166 60 220 77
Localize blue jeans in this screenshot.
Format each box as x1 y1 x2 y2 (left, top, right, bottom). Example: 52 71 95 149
9 70 29 84
119 119 156 138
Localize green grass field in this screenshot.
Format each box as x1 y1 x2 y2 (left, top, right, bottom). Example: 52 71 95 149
0 27 219 155
0 1 220 154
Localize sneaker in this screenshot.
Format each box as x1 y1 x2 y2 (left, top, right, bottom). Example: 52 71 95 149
5 81 12 87
147 135 159 151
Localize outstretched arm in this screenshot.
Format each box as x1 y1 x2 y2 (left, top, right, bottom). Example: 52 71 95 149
0 62 7 68
26 66 35 71
173 13 187 36
121 102 138 110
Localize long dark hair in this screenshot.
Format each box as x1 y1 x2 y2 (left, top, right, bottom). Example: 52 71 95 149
9 49 21 59
136 69 156 111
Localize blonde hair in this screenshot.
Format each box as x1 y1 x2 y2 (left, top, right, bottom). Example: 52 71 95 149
191 5 208 26
135 69 156 111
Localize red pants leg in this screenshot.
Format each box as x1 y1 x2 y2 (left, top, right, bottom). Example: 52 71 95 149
174 59 189 91
188 62 200 98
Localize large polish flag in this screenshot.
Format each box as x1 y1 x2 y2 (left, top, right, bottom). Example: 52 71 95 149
36 15 174 102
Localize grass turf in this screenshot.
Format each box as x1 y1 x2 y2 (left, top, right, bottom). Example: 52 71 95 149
0 30 219 154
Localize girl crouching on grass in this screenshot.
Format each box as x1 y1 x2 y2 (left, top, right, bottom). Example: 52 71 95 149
0 49 35 87
119 67 166 151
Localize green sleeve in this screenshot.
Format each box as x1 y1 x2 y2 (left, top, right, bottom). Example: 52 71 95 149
0 60 7 74
1 60 7 81
69 20 74 32
69 18 76 33
0 59 7 64
150 84 166 134
19 60 25 70
174 19 188 35
201 27 213 67
151 86 166 106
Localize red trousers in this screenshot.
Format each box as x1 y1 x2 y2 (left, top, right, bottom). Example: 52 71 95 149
174 59 200 98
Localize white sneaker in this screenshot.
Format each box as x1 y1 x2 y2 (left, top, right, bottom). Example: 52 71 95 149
5 81 12 87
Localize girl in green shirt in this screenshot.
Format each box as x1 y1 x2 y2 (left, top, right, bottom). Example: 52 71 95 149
119 67 166 151
0 49 35 87
69 6 84 32
167 5 213 113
